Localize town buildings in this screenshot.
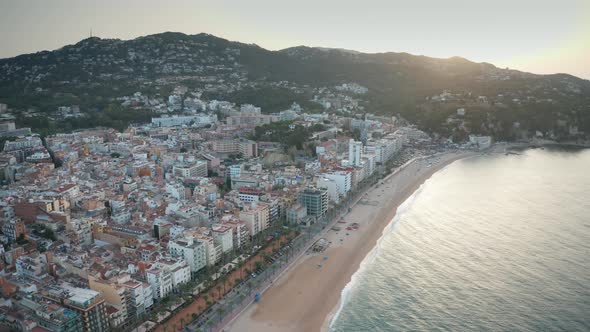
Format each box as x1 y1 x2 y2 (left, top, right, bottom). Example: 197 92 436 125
298 187 329 218
172 160 208 178
168 237 207 273
0 89 437 331
146 258 191 299
45 284 110 332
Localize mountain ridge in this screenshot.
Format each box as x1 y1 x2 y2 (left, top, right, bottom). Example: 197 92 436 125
4 32 587 82
0 31 589 139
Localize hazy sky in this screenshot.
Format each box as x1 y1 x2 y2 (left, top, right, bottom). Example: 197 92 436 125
1 0 589 78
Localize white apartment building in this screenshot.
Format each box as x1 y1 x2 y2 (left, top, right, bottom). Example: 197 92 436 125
229 164 243 179
240 104 261 113
146 258 191 299
192 234 222 267
365 137 402 163
173 160 207 178
395 127 429 143
16 254 48 281
169 225 185 239
151 114 217 127
212 224 234 254
348 139 363 167
362 154 376 177
174 205 210 224
320 171 352 196
218 217 249 250
116 275 154 316
166 182 186 200
469 135 492 150
3 136 43 152
317 177 340 203
238 192 260 203
168 237 207 273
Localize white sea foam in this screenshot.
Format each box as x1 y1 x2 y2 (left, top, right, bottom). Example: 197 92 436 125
328 180 429 330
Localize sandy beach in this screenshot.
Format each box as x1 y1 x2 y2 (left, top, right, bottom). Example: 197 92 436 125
225 150 478 332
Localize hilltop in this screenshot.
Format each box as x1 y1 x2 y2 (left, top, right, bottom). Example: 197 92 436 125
0 32 589 139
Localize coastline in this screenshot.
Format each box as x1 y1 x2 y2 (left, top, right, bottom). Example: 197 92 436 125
319 150 477 332
226 150 479 332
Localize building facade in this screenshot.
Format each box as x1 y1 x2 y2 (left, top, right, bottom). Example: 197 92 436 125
298 187 328 217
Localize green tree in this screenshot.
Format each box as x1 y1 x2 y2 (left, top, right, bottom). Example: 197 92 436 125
352 128 361 141
16 233 28 245
254 261 263 271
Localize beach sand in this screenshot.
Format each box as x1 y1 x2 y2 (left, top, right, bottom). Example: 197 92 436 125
225 151 477 332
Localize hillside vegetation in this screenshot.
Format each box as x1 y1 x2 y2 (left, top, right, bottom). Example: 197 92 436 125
1 32 589 139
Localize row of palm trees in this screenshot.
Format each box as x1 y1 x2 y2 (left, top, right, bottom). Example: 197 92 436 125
155 227 297 331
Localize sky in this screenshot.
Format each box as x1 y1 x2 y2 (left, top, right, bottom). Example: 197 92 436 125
1 0 589 79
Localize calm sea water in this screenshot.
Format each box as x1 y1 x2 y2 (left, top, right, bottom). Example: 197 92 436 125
330 147 590 332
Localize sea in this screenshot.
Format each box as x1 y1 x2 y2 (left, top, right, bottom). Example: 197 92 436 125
329 147 590 332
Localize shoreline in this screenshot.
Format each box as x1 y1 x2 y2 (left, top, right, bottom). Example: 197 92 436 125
226 150 480 332
321 151 479 332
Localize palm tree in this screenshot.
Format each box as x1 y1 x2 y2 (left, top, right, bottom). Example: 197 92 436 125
254 261 263 271
216 285 222 299
248 255 254 271
221 274 227 294
180 317 185 329
261 253 268 264
186 313 191 325
237 257 244 279
205 275 213 289
172 323 177 332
